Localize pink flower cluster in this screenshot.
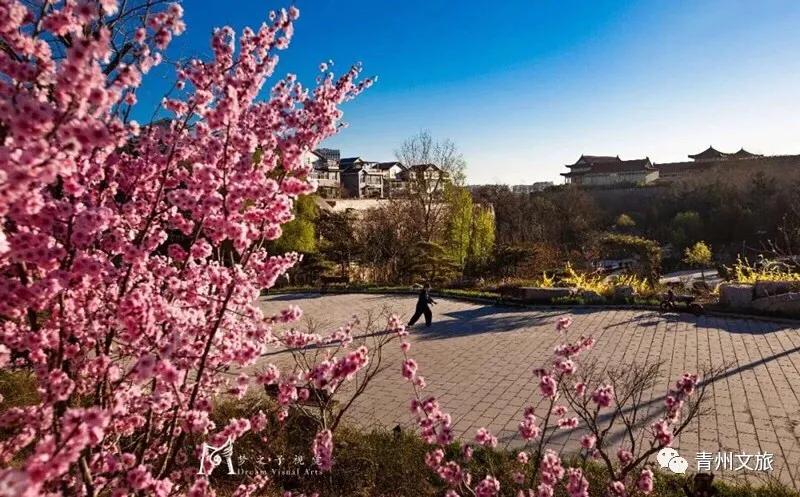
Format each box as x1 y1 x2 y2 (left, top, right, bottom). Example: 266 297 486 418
609 480 627 496
617 448 633 466
424 447 468 488
474 427 498 448
591 384 615 408
475 475 501 497
650 419 674 447
518 407 541 441
651 371 698 446
557 417 578 429
538 373 558 399
565 467 590 497
306 346 369 392
553 335 595 359
312 429 334 471
555 316 573 332
402 358 418 380
637 467 655 494
536 449 565 497
410 396 454 445
665 372 698 421
436 462 466 487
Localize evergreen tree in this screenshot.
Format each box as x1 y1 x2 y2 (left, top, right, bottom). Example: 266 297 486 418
407 241 460 285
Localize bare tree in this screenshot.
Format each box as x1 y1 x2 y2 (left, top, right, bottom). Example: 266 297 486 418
394 131 467 242
394 130 466 186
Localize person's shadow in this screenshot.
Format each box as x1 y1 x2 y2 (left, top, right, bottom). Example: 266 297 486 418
412 304 569 340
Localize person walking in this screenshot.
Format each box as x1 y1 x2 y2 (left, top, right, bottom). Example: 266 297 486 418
408 283 436 327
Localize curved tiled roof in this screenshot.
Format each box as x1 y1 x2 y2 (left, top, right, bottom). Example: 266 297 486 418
730 148 763 159
580 155 619 163
566 155 621 168
689 146 728 160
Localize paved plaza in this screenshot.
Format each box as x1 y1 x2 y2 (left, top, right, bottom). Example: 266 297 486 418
260 293 800 488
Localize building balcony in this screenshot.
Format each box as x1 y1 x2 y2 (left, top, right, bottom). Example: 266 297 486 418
315 177 340 188
310 171 340 188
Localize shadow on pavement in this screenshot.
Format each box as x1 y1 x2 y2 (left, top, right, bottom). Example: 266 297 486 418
411 305 569 340
502 340 800 458
603 311 799 334
262 292 327 302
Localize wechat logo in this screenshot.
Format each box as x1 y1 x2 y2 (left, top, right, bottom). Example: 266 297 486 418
657 447 689 474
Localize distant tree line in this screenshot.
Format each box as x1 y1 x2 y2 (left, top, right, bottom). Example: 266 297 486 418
472 166 800 279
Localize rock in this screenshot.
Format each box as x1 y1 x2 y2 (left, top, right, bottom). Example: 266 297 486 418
718 283 754 308
750 292 800 315
578 290 606 304
518 287 576 303
753 281 800 299
613 285 636 302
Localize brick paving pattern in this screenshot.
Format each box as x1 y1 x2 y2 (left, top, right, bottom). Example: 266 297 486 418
259 293 800 488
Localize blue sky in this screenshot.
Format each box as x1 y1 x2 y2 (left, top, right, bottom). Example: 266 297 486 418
135 0 800 184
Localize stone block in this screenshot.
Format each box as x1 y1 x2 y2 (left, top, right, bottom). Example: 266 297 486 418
750 292 800 315
753 281 800 299
578 290 606 304
613 285 636 302
718 283 754 308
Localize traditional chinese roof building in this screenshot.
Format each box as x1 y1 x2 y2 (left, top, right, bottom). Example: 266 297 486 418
688 146 763 162
561 155 658 186
730 148 763 160
688 146 729 161
562 146 800 186
655 146 779 182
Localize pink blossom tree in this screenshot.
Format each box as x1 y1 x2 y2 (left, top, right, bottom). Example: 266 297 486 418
0 1 372 495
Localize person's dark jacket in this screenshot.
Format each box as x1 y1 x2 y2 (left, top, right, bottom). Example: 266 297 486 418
416 288 435 309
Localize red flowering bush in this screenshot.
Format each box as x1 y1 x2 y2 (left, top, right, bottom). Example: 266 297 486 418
0 1 372 495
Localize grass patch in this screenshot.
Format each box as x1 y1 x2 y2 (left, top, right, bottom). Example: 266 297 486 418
0 369 39 409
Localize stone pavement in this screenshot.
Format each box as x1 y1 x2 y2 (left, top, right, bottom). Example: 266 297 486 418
259 293 800 488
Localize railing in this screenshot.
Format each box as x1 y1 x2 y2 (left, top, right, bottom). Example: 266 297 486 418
310 171 339 181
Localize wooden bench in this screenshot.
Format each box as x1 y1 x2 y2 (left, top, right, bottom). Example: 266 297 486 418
319 275 349 293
